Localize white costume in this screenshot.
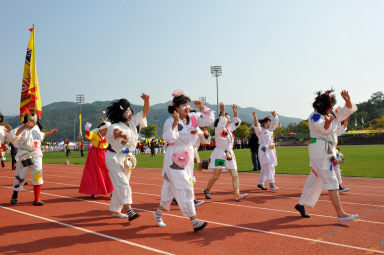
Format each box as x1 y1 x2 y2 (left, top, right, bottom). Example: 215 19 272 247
208 116 241 170
334 123 347 185
160 107 214 217
298 104 357 207
105 111 147 212
7 125 45 191
253 115 279 185
0 126 7 147
0 126 8 164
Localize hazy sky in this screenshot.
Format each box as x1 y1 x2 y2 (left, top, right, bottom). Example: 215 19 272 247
1 0 383 119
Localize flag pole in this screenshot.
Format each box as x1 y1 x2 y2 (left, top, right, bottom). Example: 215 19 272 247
33 24 36 115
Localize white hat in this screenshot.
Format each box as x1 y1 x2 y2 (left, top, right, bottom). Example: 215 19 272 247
98 121 111 131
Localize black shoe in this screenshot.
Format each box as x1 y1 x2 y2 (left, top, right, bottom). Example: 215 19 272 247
10 199 18 205
194 221 208 232
295 204 310 218
128 212 140 221
257 184 267 190
24 181 28 185
33 201 44 206
204 189 211 199
171 198 178 205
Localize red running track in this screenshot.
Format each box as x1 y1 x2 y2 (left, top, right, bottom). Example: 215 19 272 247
0 163 383 255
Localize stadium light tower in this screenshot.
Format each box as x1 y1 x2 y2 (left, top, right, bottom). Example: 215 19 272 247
76 94 85 136
210 66 222 117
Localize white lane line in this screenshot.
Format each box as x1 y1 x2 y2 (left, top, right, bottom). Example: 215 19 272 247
1 183 383 226
0 205 173 255
0 187 382 254
4 170 384 212
35 173 384 207
129 176 384 198
43 167 384 192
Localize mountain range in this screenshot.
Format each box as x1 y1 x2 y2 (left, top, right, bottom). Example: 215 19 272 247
4 101 302 141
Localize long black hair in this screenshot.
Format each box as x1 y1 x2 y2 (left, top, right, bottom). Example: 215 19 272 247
0 112 3 123
106 98 134 124
312 89 337 115
168 95 191 114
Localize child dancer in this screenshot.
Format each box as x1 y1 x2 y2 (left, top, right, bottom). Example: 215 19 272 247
153 90 214 232
294 90 358 222
0 112 12 168
0 144 6 168
252 111 280 191
204 103 247 201
8 113 58 205
79 121 114 200
105 94 149 221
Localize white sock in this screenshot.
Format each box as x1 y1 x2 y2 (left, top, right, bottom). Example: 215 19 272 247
154 209 163 221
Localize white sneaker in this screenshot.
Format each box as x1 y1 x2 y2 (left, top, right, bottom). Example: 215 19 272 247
338 214 358 222
269 187 279 191
153 212 166 227
338 188 350 193
235 193 248 201
112 213 128 218
194 200 205 207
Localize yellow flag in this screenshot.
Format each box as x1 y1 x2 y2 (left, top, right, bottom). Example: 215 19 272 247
20 24 42 121
79 113 82 136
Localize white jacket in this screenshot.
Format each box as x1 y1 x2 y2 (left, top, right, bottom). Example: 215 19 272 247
308 104 357 163
253 115 279 166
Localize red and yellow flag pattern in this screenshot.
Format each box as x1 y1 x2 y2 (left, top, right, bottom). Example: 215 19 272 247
20 25 42 121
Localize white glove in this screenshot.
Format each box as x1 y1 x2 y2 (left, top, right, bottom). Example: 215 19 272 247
85 122 92 131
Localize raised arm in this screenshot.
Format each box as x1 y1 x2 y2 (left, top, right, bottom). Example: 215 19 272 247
194 100 215 127
233 104 238 118
253 112 259 127
141 93 150 118
333 90 358 122
228 104 241 131
341 90 352 109
252 111 262 137
269 111 279 131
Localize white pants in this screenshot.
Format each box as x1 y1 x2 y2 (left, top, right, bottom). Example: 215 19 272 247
194 147 201 164
13 157 43 191
106 160 132 212
299 159 339 208
334 165 342 185
258 164 275 184
159 179 195 218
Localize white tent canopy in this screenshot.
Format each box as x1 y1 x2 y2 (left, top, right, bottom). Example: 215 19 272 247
57 141 76 146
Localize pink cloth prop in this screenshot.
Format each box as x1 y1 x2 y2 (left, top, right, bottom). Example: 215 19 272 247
172 150 191 169
172 89 184 97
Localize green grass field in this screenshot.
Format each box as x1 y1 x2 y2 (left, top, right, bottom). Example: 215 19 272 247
6 145 384 178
